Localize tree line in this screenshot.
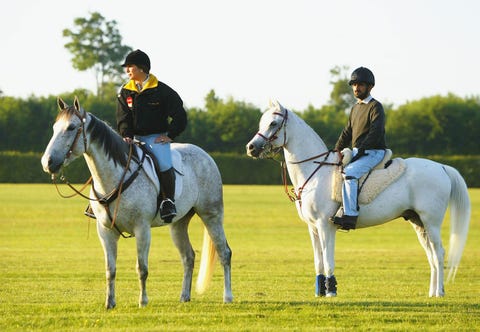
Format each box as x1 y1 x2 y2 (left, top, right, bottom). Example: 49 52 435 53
0 86 478 156
3 11 476 157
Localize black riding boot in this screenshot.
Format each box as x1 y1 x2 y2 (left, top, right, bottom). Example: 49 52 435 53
159 167 176 223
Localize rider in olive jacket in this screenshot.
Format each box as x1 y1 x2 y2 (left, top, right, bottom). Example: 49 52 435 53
330 67 387 231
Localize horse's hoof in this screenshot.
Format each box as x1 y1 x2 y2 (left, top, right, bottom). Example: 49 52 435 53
139 295 148 307
180 296 191 303
105 302 116 310
224 295 234 303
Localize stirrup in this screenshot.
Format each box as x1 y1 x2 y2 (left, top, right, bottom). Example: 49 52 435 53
329 215 357 230
160 198 177 223
84 204 96 219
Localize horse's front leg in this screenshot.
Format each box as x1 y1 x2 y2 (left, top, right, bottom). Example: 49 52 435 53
307 223 326 297
97 223 120 309
135 226 151 307
319 222 338 297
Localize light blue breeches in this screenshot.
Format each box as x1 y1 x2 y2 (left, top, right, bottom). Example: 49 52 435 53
136 134 172 172
342 148 385 216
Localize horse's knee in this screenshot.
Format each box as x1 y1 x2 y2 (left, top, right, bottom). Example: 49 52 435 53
136 263 148 280
106 269 116 281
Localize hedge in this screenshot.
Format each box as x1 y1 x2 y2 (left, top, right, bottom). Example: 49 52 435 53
1 151 479 187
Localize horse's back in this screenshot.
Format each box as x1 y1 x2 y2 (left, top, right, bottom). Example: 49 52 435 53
405 157 449 180
170 143 224 221
403 157 453 206
172 142 223 193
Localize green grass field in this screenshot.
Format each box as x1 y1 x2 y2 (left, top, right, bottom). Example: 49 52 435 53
0 184 478 331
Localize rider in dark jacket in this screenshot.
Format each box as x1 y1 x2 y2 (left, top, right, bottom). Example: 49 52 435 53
330 67 387 230
116 49 187 222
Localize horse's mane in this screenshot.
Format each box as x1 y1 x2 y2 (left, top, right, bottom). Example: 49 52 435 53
86 114 130 167
58 106 129 167
286 108 328 151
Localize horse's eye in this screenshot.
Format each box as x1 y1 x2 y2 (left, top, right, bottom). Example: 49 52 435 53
269 121 277 128
67 124 76 131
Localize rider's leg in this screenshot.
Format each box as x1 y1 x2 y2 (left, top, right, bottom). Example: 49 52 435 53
159 167 177 222
331 149 386 230
138 134 176 223
331 176 358 230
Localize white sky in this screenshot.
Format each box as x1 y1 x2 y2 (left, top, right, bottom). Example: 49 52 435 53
1 0 479 110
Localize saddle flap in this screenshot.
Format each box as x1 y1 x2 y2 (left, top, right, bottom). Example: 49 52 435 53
134 145 183 199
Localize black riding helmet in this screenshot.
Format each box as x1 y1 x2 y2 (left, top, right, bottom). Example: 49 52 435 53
121 49 151 74
349 67 375 86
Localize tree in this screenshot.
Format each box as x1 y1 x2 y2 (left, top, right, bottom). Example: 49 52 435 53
63 12 132 98
328 65 356 112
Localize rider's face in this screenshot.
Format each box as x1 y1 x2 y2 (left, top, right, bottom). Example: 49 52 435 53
125 64 145 82
351 82 372 101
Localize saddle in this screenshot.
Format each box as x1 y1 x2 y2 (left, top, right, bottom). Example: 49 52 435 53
135 143 183 206
331 149 406 205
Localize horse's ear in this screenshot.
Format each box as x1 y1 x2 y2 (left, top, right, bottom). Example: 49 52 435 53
57 97 67 111
276 100 284 111
269 99 280 109
73 96 86 117
73 96 80 111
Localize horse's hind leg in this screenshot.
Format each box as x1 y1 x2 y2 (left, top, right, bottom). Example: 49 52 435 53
425 225 445 297
170 210 196 302
411 222 445 297
197 208 233 303
135 225 151 307
97 223 120 309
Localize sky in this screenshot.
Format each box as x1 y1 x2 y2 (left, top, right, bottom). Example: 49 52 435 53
1 0 479 110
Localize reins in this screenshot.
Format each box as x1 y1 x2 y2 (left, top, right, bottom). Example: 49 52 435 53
51 106 143 238
281 150 343 202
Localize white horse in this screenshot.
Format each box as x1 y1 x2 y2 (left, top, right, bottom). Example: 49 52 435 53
41 97 233 309
246 100 470 298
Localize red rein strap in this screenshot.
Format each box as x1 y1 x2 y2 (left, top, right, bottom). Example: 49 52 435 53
282 150 343 203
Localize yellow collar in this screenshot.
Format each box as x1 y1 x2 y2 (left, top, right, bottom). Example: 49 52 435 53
123 74 159 92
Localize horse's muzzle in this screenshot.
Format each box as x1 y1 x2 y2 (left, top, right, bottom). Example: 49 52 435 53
246 142 261 158
41 154 63 174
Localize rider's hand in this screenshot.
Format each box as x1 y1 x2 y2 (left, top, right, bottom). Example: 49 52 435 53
351 148 367 163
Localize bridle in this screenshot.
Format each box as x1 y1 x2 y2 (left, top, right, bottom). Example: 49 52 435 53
65 106 88 159
255 107 342 202
52 106 91 197
255 108 289 156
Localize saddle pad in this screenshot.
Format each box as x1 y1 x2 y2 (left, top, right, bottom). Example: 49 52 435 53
134 145 184 199
331 158 406 205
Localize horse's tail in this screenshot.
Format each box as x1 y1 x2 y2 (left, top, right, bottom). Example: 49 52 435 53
196 226 217 294
444 165 471 282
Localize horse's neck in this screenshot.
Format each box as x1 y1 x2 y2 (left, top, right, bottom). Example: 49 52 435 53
83 143 126 194
283 115 331 187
